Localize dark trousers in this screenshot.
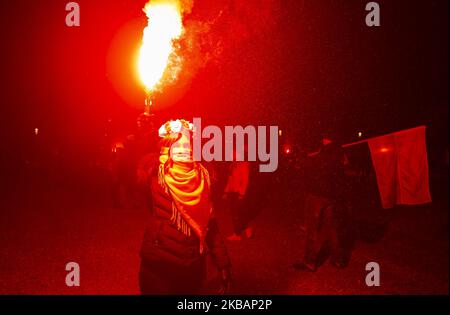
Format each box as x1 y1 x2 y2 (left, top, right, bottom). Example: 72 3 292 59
303 193 350 269
139 259 205 295
225 193 249 235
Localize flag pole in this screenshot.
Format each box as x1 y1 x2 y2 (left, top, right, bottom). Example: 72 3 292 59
342 125 427 148
342 138 369 148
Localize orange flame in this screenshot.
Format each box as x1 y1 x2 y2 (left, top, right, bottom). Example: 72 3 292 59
137 1 183 94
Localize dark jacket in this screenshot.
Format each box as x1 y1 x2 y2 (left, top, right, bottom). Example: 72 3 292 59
140 174 231 271
306 142 346 200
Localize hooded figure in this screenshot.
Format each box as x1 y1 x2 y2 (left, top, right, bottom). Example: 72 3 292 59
139 119 232 294
293 133 350 272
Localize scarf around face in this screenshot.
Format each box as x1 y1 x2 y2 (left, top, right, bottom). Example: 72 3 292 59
158 148 212 253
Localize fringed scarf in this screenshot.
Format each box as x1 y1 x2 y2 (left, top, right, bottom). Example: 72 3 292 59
158 148 212 253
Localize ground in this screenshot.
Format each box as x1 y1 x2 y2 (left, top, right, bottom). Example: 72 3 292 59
0 172 448 294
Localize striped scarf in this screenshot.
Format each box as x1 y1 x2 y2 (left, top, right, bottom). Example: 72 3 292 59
158 148 212 253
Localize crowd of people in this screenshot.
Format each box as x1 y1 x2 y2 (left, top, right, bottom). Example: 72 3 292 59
107 115 364 294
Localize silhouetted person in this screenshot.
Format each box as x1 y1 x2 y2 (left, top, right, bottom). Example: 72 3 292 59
135 113 159 211
293 133 350 272
223 160 254 241
110 145 124 209
115 114 158 210
116 135 140 209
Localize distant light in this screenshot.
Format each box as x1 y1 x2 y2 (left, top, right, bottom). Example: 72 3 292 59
112 142 124 153
380 147 390 153
283 144 291 154
358 132 362 138
34 128 39 135
278 130 283 137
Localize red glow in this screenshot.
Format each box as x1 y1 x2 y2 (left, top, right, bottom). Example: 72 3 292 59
283 144 292 154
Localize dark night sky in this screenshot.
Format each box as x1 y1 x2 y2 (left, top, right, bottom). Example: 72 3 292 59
0 0 448 169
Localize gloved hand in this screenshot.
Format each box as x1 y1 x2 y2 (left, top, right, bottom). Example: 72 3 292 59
218 268 232 294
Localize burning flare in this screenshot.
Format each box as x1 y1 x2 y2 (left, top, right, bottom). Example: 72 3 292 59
138 1 183 93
